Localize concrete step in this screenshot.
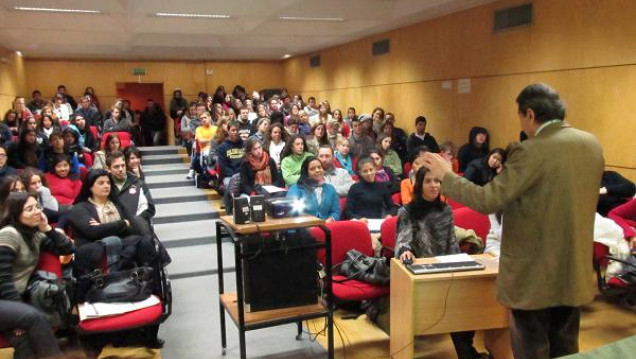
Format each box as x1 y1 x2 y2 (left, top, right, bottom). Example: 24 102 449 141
154 218 218 244
143 162 190 175
145 174 195 189
138 146 183 156
143 154 188 166
152 186 220 204
154 201 219 224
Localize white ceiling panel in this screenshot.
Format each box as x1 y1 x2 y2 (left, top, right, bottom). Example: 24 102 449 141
0 0 497 60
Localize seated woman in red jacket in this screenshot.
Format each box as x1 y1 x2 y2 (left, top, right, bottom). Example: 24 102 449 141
44 154 82 210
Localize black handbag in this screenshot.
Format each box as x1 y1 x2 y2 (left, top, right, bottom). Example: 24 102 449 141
84 266 154 303
335 249 390 286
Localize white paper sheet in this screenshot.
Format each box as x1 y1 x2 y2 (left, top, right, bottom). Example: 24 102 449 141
434 253 473 263
261 185 286 193
78 295 160 321
367 219 384 233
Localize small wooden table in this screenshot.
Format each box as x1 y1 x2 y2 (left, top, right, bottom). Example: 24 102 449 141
390 254 512 359
216 215 334 359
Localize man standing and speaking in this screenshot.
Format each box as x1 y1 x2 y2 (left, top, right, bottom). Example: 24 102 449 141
423 83 604 359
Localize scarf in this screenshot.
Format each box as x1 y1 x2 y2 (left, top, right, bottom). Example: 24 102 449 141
335 151 354 175
248 152 272 185
89 198 122 224
406 195 443 221
375 167 390 183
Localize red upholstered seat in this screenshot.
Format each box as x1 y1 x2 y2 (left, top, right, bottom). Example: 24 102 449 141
391 192 402 206
445 197 466 210
100 131 132 149
403 162 411 178
380 215 398 258
311 221 389 302
0 335 9 348
452 207 490 245
607 277 629 289
78 296 163 332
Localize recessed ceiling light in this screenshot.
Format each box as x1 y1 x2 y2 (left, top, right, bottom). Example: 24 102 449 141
14 6 101 14
282 54 292 59
279 16 344 22
15 51 22 57
156 12 230 19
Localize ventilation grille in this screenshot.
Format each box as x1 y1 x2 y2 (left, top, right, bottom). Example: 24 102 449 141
494 3 532 31
372 39 390 56
309 55 321 68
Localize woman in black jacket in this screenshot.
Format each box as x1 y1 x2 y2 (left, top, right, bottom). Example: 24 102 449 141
457 126 490 173
69 169 156 278
463 148 507 186
344 155 398 220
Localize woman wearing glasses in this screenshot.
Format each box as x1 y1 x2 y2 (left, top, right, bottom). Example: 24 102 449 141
0 192 73 359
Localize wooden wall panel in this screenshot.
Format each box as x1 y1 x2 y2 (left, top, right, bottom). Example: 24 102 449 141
24 60 283 113
283 0 636 181
0 48 26 115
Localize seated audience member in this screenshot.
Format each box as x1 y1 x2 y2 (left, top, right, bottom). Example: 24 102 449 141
485 212 503 258
303 97 319 118
44 155 82 209
384 113 408 162
69 170 158 305
0 175 25 205
608 198 636 250
395 167 487 359
598 171 636 217
370 107 385 137
377 134 402 178
13 97 34 128
406 116 440 158
180 102 199 155
286 156 340 222
19 117 47 152
7 129 39 169
74 95 102 129
400 154 426 205
0 192 73 359
349 116 375 158
0 145 16 179
331 109 350 138
37 131 80 174
326 119 344 149
69 114 97 153
36 114 58 143
92 133 123 170
334 137 355 176
0 122 12 146
187 112 217 179
103 104 132 133
52 93 71 125
281 134 313 187
457 126 490 173
440 141 459 173
239 138 283 196
285 117 300 136
249 118 270 143
106 151 155 230
463 148 508 186
26 90 45 113
344 155 398 220
217 120 245 188
2 110 20 137
344 107 357 127
368 148 400 193
124 146 145 181
262 122 288 169
305 123 329 155
62 126 88 169
297 110 312 135
19 167 61 223
318 145 354 197
84 87 101 112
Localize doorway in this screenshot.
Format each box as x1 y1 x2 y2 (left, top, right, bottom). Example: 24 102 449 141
116 82 167 146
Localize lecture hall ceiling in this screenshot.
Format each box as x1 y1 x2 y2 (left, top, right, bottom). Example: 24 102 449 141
0 0 495 60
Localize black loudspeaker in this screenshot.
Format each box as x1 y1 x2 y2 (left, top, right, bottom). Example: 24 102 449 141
242 231 318 312
250 195 265 222
233 196 251 224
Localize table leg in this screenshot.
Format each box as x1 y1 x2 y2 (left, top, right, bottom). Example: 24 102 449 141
216 222 227 354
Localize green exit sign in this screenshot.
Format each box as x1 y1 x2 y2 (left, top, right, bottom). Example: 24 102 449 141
132 68 146 76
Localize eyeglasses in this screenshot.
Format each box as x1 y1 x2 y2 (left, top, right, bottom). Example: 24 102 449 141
23 204 43 214
0 154 7 158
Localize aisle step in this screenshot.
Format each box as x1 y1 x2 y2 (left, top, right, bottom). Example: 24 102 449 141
145 174 193 189
154 202 219 224
152 186 219 204
144 168 188 177
138 146 183 156
143 154 187 166
154 219 218 244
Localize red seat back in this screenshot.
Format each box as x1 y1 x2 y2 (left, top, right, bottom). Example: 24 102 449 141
380 215 398 258
453 207 490 245
446 197 466 210
311 220 373 265
403 162 411 178
100 132 132 150
391 192 402 206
